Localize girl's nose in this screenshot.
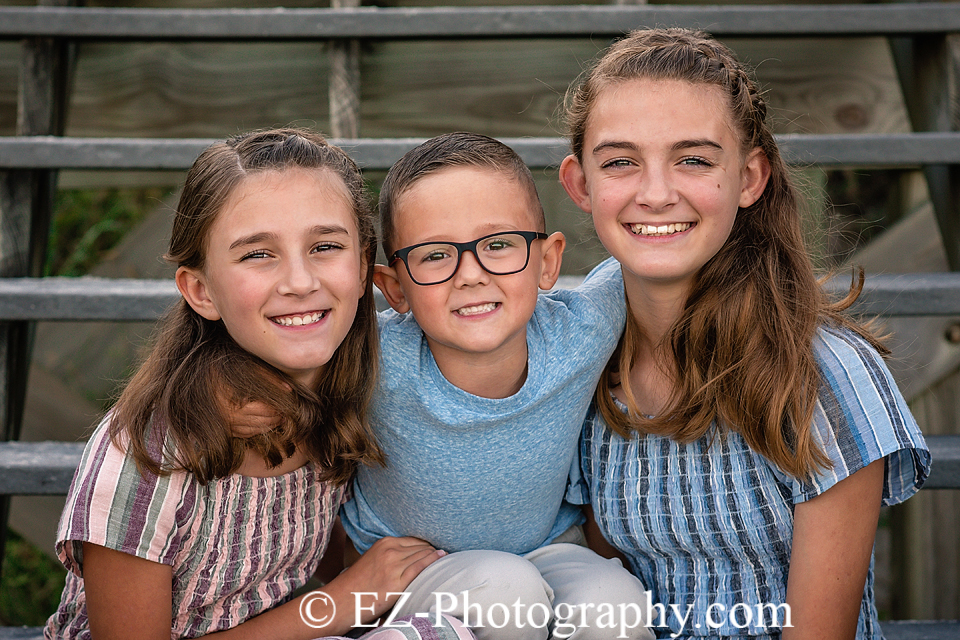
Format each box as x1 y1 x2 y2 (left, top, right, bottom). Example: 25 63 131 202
635 166 678 211
278 257 320 296
451 249 490 287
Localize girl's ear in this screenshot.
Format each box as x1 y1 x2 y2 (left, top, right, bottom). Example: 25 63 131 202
372 264 410 313
739 147 772 208
559 154 592 214
176 266 221 321
537 231 566 290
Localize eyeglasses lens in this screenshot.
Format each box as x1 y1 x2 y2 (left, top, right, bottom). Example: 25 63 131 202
406 233 529 285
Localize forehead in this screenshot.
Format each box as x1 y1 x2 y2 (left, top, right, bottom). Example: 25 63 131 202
210 168 356 238
227 167 351 209
586 78 740 149
393 166 540 245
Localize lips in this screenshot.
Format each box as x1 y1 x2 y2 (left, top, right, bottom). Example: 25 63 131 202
270 311 327 327
455 302 498 316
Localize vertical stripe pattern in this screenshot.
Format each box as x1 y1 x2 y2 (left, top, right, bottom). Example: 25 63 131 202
45 417 344 639
579 326 930 639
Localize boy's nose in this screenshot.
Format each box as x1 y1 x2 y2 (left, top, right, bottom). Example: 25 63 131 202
452 249 489 286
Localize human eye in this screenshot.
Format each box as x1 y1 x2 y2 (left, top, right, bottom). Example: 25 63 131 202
239 249 271 261
483 236 517 252
312 241 344 254
679 156 712 167
599 157 634 170
418 248 453 264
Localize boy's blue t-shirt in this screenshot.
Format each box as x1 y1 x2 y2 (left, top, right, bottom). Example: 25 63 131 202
340 257 625 555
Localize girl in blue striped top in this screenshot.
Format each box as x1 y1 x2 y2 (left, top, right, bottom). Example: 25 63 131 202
558 28 930 640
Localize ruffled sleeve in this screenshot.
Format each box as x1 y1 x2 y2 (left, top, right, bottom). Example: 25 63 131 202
55 416 192 576
785 325 931 505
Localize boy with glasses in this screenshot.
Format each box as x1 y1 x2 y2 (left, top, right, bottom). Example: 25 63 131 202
342 132 652 640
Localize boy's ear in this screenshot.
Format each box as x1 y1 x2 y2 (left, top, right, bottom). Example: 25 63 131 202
176 266 221 321
558 154 592 214
739 147 772 208
373 264 410 313
537 231 566 290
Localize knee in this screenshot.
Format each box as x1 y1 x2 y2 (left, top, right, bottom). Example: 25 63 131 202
446 551 553 610
571 557 649 605
553 560 654 640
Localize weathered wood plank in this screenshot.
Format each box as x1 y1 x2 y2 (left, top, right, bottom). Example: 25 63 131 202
1 5 959 40
3 272 960 321
0 277 178 321
891 35 960 271
881 620 960 640
0 440 83 495
821 272 960 317
0 437 953 495
926 435 960 490
2 133 960 171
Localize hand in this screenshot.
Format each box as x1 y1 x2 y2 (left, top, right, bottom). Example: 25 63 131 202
325 536 446 627
228 399 282 438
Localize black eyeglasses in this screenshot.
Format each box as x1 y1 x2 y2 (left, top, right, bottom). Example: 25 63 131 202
389 230 548 286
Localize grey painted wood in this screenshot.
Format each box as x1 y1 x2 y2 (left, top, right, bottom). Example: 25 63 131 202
4 273 960 321
822 273 960 317
881 620 960 640
0 441 83 495
890 36 960 271
1 5 959 40
3 133 960 171
926 435 960 490
1 435 956 495
0 277 179 321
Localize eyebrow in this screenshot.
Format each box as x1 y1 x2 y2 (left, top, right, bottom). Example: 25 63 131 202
672 138 723 152
414 224 523 245
591 138 724 155
228 224 351 251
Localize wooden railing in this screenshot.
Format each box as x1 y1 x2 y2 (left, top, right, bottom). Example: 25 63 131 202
1 3 958 637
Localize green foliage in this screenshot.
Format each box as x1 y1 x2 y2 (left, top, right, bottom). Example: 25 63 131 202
45 187 172 276
0 529 66 627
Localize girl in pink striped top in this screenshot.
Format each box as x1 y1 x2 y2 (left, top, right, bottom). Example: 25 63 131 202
45 128 472 640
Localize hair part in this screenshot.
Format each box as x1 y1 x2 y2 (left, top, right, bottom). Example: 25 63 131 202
567 28 887 479
378 131 545 256
111 127 383 485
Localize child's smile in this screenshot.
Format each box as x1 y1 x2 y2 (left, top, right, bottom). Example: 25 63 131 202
377 165 564 396
270 310 328 327
178 168 366 388
562 78 768 299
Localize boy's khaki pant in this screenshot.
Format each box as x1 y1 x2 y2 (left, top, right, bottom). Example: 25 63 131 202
389 529 654 640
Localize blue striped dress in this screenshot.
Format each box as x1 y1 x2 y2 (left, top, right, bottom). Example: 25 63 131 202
575 325 930 639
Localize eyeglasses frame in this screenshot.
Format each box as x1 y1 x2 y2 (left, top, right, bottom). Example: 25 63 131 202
389 230 549 286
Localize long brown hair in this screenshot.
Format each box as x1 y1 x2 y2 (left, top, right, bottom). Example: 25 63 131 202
566 28 886 478
110 128 383 485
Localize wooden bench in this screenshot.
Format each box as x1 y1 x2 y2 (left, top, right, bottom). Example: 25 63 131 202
1 3 958 637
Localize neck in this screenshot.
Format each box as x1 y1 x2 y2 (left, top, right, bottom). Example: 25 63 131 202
622 274 689 348
618 273 689 415
428 338 529 399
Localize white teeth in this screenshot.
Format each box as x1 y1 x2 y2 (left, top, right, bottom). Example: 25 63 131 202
457 303 497 316
273 312 325 327
629 222 692 236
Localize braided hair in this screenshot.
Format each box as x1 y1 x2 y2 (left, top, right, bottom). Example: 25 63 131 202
565 28 884 478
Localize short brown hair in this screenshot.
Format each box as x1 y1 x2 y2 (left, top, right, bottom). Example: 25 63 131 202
379 132 545 256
